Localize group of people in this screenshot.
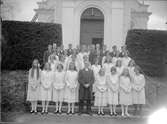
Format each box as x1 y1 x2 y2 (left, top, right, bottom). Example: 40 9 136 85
27 43 146 117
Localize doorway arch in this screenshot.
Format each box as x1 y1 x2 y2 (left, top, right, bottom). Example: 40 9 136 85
80 7 104 47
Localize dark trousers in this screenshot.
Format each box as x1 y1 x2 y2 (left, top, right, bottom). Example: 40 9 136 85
79 99 91 113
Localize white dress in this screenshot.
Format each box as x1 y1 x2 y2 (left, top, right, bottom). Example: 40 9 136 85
94 74 107 107
40 70 53 101
64 70 78 103
103 63 114 76
121 57 131 67
132 74 146 104
119 76 132 105
66 56 80 71
52 71 65 102
106 74 119 105
92 65 101 92
27 69 41 101
77 52 87 70
116 66 124 76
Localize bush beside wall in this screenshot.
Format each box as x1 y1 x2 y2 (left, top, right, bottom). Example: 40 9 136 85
2 21 62 70
126 29 167 77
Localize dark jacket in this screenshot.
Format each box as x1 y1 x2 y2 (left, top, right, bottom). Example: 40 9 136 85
78 68 95 100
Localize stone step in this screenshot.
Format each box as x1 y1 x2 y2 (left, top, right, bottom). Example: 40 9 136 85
36 104 150 115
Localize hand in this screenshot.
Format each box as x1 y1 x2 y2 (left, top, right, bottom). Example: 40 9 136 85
84 84 90 88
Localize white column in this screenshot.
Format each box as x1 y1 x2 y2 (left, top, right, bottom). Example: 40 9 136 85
62 3 75 48
111 1 124 48
54 0 62 24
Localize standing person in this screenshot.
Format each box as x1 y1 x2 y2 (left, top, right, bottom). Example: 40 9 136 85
132 67 146 115
67 43 73 56
110 45 118 57
52 63 66 114
107 67 119 116
115 59 124 76
103 53 114 76
121 52 131 68
52 43 57 53
40 63 53 114
27 59 41 114
78 62 95 115
66 49 80 71
48 52 59 72
43 44 53 64
92 58 101 93
77 45 87 70
101 44 108 57
128 60 136 79
94 68 107 115
89 44 96 65
119 68 132 117
64 62 78 114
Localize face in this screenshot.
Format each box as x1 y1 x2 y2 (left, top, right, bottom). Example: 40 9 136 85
112 45 117 51
116 60 122 67
111 67 116 75
69 62 75 70
83 55 88 62
33 59 39 67
84 62 89 68
57 64 63 72
123 68 129 76
96 44 100 49
99 69 105 76
129 60 135 67
106 55 111 63
103 45 107 50
45 63 50 70
134 68 140 75
48 45 52 51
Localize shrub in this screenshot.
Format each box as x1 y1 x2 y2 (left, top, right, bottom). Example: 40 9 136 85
2 21 62 70
126 29 167 77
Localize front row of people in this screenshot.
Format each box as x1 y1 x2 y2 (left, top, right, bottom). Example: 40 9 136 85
27 59 146 117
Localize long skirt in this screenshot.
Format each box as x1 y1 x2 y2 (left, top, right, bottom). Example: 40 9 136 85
94 90 107 107
64 87 78 103
40 87 52 101
27 85 40 101
52 89 64 102
107 89 118 105
119 89 132 105
132 89 145 104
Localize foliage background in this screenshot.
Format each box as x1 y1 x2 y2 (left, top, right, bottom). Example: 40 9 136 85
126 29 167 77
1 21 62 70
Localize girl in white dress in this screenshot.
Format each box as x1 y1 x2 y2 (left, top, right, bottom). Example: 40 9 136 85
119 68 132 117
94 68 107 115
92 58 101 93
106 67 119 116
115 59 124 76
40 63 53 114
132 67 146 115
128 60 136 78
103 54 114 76
48 53 59 72
52 63 66 114
64 62 78 114
27 59 41 114
121 52 131 68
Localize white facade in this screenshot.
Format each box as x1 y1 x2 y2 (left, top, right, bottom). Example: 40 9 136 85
35 0 151 49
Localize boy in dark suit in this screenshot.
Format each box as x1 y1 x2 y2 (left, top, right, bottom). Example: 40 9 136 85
78 62 95 115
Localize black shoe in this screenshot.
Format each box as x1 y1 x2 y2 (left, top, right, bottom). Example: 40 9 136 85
45 112 48 115
110 113 114 116
114 113 118 116
101 112 105 116
30 110 34 114
41 112 45 115
34 111 38 115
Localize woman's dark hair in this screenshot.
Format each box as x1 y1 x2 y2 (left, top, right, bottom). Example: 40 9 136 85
31 59 40 79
